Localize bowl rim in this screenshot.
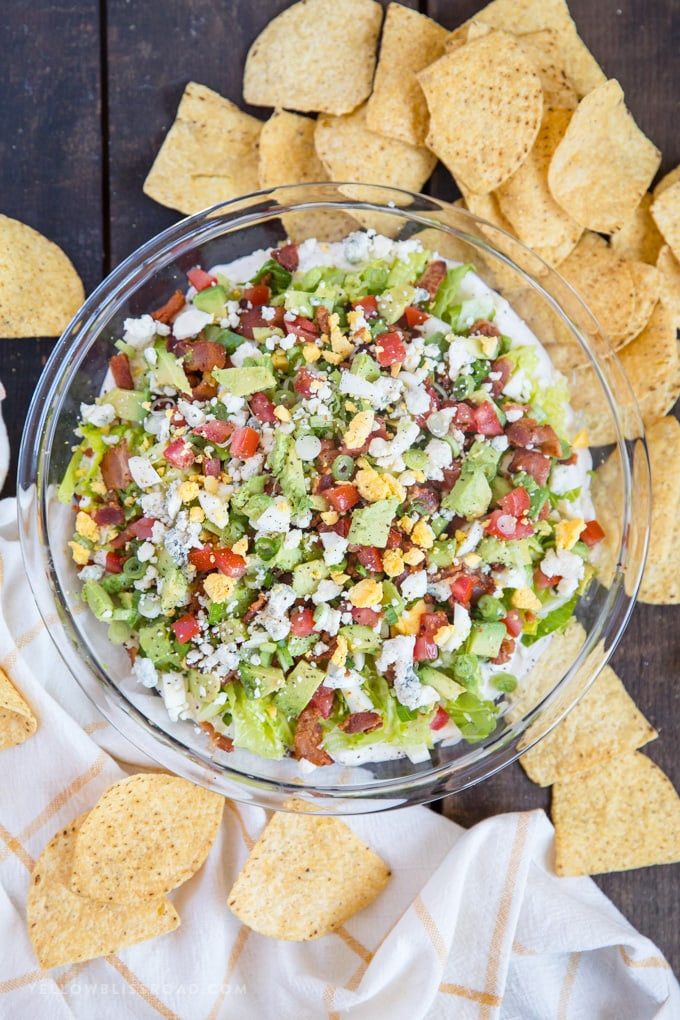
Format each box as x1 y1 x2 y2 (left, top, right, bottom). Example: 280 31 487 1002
16 182 651 811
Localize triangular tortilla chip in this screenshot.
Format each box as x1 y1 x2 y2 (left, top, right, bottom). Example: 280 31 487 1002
609 193 665 264
27 813 179 968
553 752 680 876
0 666 37 749
143 82 262 215
228 811 390 940
514 29 578 110
651 179 680 264
520 665 657 786
635 415 680 605
558 233 637 348
243 0 382 115
0 215 84 338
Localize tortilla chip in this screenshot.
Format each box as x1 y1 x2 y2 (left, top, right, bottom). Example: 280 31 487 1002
609 193 665 265
0 667 37 749
558 233 637 348
419 31 543 195
553 752 680 876
618 300 680 424
505 621 587 727
651 179 680 263
653 164 680 198
634 415 680 605
514 29 578 110
623 261 662 346
143 82 262 215
314 103 436 197
243 0 382 116
520 665 657 786
458 0 605 98
228 811 390 940
70 773 224 903
548 80 661 234
28 813 179 969
656 244 680 328
365 4 448 146
257 110 357 242
496 108 582 258
0 215 84 338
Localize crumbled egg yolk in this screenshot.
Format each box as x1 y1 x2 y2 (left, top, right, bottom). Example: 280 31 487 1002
274 405 291 422
411 520 435 549
330 634 349 668
391 599 426 636
571 428 589 450
204 573 236 603
382 549 405 577
511 587 543 612
189 506 205 524
302 342 321 363
177 481 200 503
75 511 99 543
348 578 383 608
68 540 90 565
232 537 249 557
354 463 406 503
403 547 426 566
342 410 375 451
555 518 585 551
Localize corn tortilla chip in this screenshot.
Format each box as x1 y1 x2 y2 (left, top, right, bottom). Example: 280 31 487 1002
635 415 680 605
228 811 390 940
548 80 661 234
623 261 662 346
365 4 448 147
0 667 37 749
314 103 436 197
651 179 680 264
609 193 665 265
558 233 637 348
28 813 179 969
514 29 578 110
143 82 261 216
520 665 657 786
243 0 382 116
505 621 586 727
70 773 224 903
458 0 605 98
0 215 84 339
257 110 357 242
656 244 680 328
653 164 680 198
553 752 680 876
496 108 582 256
419 31 543 195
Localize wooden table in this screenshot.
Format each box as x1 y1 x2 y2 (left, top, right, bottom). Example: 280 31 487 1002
2 0 679 977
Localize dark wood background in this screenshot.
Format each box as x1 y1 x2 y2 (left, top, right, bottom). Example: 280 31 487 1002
2 0 678 976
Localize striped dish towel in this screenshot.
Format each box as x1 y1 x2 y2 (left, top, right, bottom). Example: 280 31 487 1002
1 496 678 1020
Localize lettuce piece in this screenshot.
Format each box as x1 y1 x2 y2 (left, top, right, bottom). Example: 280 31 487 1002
57 425 109 504
321 674 433 756
224 683 292 759
522 593 579 646
429 263 473 323
446 691 498 742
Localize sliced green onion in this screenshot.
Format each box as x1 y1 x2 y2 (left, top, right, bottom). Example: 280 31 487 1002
331 455 355 481
123 556 146 579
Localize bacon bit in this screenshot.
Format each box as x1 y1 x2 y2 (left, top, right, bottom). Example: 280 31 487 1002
417 259 447 299
316 304 331 334
293 705 333 766
506 418 562 458
340 711 383 735
151 289 185 324
508 448 552 486
271 243 299 271
191 376 219 402
101 440 132 490
199 721 234 752
182 340 227 373
242 593 266 624
469 319 501 337
109 352 135 390
492 637 515 665
93 502 126 527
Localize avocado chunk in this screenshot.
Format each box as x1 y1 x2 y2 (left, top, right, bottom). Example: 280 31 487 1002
347 497 400 548
268 433 308 513
138 623 176 664
275 661 326 717
193 284 227 317
468 621 507 658
339 624 382 654
292 559 330 597
239 661 285 699
466 438 503 481
418 665 465 702
441 470 492 519
155 348 192 394
213 364 276 396
105 387 149 423
159 566 189 613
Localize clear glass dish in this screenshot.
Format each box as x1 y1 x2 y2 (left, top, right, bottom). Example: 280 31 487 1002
17 183 650 813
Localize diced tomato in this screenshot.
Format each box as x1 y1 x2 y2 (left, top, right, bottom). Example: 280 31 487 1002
163 438 195 469
473 401 504 436
419 611 448 642
351 606 382 626
285 315 319 341
534 566 560 590
230 426 260 459
130 517 156 540
503 609 523 638
332 517 352 539
203 457 221 477
242 284 270 306
499 486 531 517
325 484 359 512
290 606 316 637
485 509 534 540
308 684 335 719
192 419 235 444
404 305 428 327
250 391 278 424
187 267 217 291
189 545 247 578
386 527 403 549
105 552 124 574
414 636 438 662
375 331 406 367
172 614 201 644
444 401 476 432
293 366 318 397
450 574 474 607
352 294 378 318
580 519 605 547
430 705 450 731
355 547 383 573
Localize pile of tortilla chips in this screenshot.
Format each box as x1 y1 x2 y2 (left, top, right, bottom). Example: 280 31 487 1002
27 773 224 968
228 804 391 940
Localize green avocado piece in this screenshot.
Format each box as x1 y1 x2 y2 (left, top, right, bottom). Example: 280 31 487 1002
441 470 492 519
193 284 227 316
339 624 382 654
466 438 503 481
292 559 330 597
239 661 286 699
275 661 326 717
105 387 149 423
155 348 192 394
468 621 507 658
347 497 400 548
418 665 465 702
213 364 276 396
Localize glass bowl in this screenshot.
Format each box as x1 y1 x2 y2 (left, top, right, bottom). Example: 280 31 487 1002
17 183 650 813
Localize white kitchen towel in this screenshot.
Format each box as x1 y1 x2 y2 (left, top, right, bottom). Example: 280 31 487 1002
1 496 679 1020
